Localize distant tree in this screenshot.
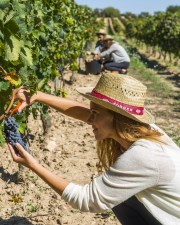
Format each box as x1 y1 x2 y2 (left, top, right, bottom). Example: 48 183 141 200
94 8 103 17
154 11 163 16
166 5 180 14
82 5 92 12
102 7 121 18
139 12 150 18
122 12 137 20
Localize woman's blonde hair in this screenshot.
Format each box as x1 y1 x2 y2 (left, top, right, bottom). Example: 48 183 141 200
97 111 163 171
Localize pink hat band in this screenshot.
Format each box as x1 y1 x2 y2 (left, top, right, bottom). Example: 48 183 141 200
91 89 144 116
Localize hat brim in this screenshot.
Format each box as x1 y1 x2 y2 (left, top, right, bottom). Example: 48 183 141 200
96 32 106 35
77 87 155 124
104 38 114 41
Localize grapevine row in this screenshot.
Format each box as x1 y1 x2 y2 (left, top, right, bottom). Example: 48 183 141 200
0 0 97 145
125 11 180 59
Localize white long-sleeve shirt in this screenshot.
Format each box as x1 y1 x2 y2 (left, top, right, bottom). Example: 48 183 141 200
62 125 180 225
100 41 130 63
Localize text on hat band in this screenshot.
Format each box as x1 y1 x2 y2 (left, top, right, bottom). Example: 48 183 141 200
91 89 144 115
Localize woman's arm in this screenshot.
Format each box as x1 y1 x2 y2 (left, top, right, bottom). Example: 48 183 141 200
8 142 160 213
8 143 69 195
15 89 90 122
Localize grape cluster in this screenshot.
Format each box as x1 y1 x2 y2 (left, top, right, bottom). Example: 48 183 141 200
4 117 27 151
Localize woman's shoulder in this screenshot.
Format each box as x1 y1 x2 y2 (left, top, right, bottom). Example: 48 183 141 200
111 141 159 175
112 138 178 177
116 136 178 165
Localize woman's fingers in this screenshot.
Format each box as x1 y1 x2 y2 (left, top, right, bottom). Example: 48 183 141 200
15 143 26 155
12 88 31 112
8 143 16 158
7 143 37 169
14 88 28 100
8 143 26 158
7 143 22 162
18 101 28 113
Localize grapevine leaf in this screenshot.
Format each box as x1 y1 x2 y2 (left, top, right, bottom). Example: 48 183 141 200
4 10 15 24
0 81 9 91
20 47 33 66
37 78 48 90
0 30 4 39
5 19 19 34
0 0 9 9
18 122 26 134
0 129 5 146
3 72 21 86
0 9 5 21
5 35 22 61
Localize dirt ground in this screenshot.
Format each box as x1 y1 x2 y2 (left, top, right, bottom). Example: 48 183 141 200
0 68 179 225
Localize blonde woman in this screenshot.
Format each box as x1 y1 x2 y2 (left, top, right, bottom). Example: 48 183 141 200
8 73 180 225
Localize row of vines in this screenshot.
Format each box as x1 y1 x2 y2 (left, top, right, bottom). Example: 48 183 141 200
0 0 97 145
124 12 180 60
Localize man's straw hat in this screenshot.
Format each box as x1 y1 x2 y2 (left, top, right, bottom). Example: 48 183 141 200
104 35 114 41
96 29 106 35
77 73 154 124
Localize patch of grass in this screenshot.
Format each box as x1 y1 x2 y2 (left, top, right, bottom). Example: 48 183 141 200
130 55 171 94
163 128 180 147
27 200 39 213
172 135 180 147
128 49 172 96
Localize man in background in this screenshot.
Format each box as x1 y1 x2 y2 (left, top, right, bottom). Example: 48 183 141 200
97 35 130 74
93 29 106 54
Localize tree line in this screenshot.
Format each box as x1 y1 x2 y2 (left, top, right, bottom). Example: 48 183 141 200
93 6 180 59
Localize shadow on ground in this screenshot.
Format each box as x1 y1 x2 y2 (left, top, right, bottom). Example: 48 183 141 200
0 216 35 225
166 75 180 88
129 46 166 71
0 167 18 183
128 46 180 88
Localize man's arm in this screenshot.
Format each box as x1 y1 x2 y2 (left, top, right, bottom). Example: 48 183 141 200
100 44 116 58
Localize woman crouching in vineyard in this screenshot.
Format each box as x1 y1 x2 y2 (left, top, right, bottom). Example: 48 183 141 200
8 73 180 225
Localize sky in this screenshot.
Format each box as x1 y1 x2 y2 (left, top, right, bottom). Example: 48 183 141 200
75 0 180 15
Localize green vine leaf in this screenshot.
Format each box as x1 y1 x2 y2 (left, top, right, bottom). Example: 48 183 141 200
0 0 9 9
20 47 33 66
0 81 10 91
5 35 21 61
4 10 15 24
0 0 97 146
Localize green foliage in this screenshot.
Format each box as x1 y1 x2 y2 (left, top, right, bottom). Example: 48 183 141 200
112 18 125 34
166 5 180 14
0 0 96 145
125 11 180 57
94 7 121 18
93 8 103 17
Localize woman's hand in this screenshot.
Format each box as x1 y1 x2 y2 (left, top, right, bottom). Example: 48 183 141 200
8 143 69 195
8 143 38 170
13 87 90 122
13 88 39 112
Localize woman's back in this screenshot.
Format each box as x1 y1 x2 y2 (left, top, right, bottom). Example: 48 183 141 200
135 136 180 225
62 127 180 224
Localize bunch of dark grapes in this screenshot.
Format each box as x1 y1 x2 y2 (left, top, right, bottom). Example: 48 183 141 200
4 117 27 151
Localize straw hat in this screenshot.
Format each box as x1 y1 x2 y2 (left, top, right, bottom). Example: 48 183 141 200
104 35 114 41
77 73 154 124
96 29 106 35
